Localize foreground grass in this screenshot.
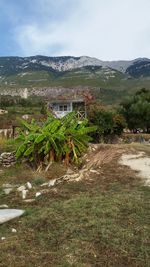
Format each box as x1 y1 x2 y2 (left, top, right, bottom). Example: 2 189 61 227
0 144 150 267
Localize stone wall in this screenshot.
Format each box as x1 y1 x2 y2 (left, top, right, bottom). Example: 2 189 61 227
0 152 16 167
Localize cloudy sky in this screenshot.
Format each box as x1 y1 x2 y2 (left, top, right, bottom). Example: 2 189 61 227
0 0 150 60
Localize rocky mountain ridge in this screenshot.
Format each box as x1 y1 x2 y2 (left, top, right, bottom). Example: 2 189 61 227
0 55 150 77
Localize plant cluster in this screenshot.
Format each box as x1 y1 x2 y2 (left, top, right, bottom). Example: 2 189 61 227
16 112 96 171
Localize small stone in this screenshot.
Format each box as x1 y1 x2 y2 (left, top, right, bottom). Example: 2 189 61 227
3 188 13 195
22 190 28 199
1 237 6 240
26 182 32 189
35 192 42 198
12 228 17 233
17 185 26 192
48 179 56 187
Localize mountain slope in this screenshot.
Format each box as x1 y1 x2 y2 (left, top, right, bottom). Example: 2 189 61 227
0 55 150 104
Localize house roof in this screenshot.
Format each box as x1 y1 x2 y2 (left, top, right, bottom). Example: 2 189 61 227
48 98 85 104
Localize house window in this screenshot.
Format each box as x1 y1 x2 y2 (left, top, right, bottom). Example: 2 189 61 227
64 105 68 111
59 104 69 111
52 104 59 111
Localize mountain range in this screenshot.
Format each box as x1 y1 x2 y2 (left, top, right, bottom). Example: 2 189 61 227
0 55 150 104
0 55 150 76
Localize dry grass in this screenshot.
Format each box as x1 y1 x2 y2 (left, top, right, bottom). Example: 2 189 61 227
84 144 125 169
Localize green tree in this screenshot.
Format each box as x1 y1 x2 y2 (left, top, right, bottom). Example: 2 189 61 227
120 88 150 133
88 108 126 143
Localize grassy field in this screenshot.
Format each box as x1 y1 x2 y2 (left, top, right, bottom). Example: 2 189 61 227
0 143 150 267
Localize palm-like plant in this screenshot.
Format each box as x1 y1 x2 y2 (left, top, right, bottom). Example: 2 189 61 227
16 112 96 171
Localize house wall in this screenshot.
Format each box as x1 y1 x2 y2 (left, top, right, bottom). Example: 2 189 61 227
49 101 86 119
49 102 72 118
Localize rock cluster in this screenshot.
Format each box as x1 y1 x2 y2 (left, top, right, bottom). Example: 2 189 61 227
0 152 16 167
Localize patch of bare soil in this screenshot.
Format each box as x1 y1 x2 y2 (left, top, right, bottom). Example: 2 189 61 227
119 152 150 186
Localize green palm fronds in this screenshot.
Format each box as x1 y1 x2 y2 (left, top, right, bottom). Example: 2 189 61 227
16 112 97 170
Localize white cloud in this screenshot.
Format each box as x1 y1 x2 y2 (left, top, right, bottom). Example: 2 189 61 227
14 0 150 60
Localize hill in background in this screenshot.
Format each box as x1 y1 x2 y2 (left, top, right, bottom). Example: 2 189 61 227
0 55 150 104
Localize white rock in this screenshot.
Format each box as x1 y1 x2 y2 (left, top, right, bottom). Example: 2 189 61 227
26 182 32 189
0 209 25 224
22 189 28 199
3 188 13 195
48 179 56 187
1 237 6 240
17 185 26 192
35 192 42 198
12 228 17 233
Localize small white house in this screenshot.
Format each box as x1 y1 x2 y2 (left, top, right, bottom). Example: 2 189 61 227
48 99 86 119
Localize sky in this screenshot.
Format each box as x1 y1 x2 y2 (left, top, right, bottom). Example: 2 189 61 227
0 0 150 60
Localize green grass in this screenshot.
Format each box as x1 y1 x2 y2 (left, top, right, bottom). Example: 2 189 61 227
0 144 150 266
